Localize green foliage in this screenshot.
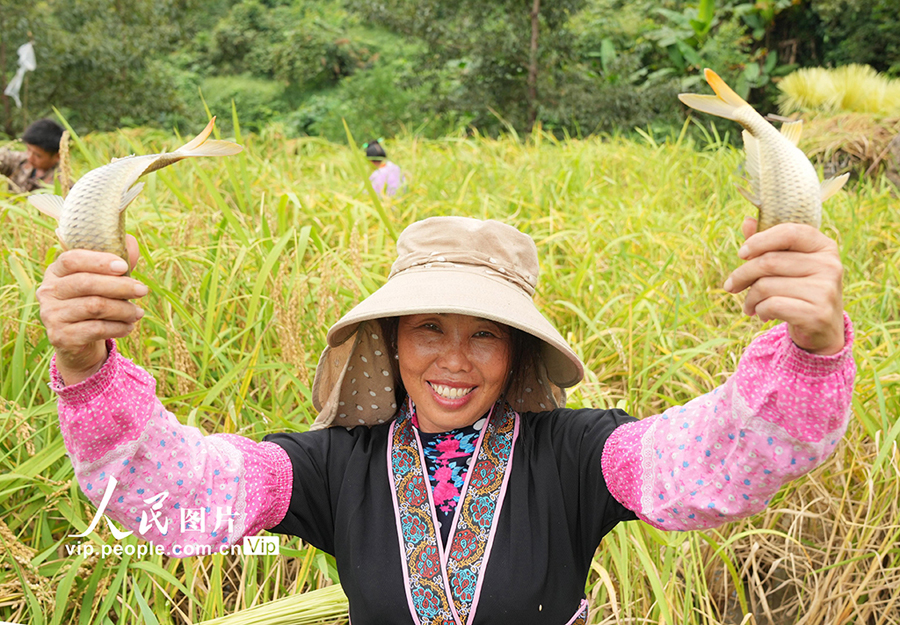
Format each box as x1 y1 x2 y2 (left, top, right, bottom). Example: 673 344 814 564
200 75 288 134
349 0 588 134
1 0 208 133
642 2 786 104
813 0 900 76
540 53 686 137
4 0 900 139
293 62 421 140
192 0 370 88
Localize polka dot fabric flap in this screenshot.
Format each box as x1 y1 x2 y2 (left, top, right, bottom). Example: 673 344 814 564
312 321 400 429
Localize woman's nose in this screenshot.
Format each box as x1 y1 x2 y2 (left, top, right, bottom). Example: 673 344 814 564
436 338 472 372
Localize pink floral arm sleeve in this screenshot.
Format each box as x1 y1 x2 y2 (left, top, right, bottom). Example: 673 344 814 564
52 341 293 556
601 314 855 531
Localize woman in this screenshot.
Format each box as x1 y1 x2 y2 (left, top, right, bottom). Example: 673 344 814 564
38 216 853 624
365 139 405 197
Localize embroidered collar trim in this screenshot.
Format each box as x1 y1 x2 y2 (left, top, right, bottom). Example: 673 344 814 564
388 399 518 625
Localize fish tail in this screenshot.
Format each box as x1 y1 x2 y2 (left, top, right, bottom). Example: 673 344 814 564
141 117 243 176
171 117 244 158
678 68 749 122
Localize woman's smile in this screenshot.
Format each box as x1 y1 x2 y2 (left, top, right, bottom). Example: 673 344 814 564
397 313 511 433
428 382 474 401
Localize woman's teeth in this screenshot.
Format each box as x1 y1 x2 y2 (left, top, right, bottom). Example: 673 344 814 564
430 384 473 399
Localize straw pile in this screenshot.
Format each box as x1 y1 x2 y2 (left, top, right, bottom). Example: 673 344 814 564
776 64 900 188
195 584 348 625
796 114 900 186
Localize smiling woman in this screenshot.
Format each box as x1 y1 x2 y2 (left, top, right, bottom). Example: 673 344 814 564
38 216 855 624
396 314 512 433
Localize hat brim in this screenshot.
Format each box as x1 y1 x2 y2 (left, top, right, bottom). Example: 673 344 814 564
326 265 584 387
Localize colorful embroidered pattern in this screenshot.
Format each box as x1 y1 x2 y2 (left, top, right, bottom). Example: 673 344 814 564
570 599 588 624
390 401 517 625
420 421 481 544
445 410 514 623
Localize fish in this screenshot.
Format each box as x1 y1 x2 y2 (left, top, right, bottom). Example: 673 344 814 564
28 117 242 267
678 68 849 231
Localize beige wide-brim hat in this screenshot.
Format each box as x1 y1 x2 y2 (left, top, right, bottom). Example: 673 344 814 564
310 216 585 429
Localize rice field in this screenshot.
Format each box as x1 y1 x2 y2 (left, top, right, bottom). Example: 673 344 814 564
1 117 898 624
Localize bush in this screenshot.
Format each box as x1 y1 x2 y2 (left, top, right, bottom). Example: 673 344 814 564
292 59 464 141
199 75 289 134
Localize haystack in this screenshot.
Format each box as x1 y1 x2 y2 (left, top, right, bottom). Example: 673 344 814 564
796 114 900 190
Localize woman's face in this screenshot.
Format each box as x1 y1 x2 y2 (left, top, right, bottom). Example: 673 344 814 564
397 313 511 433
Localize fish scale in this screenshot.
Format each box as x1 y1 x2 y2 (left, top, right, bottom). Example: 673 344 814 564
679 69 849 232
28 118 242 268
59 158 155 261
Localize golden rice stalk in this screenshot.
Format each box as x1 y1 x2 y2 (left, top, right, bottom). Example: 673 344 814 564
195 583 349 625
273 262 310 382
58 130 72 196
167 322 196 396
1 399 35 455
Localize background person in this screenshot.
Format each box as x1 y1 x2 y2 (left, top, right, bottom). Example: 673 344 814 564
365 138 404 197
37 216 854 624
0 118 64 192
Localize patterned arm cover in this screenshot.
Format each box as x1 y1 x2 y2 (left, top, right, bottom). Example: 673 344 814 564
602 314 855 530
52 341 293 556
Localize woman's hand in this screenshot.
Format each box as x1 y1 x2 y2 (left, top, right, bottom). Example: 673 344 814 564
37 235 146 385
723 217 845 355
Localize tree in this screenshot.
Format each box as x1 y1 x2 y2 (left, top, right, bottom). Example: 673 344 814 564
350 0 586 135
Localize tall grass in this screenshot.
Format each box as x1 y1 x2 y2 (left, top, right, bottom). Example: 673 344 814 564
1 120 898 624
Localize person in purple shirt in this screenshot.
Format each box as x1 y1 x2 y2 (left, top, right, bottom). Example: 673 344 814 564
365 139 404 197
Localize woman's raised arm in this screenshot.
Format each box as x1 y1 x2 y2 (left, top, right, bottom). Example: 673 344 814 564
601 219 855 530
39 239 292 555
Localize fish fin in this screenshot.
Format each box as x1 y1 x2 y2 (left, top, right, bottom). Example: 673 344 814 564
119 182 145 212
55 228 69 250
779 120 803 146
175 139 244 158
677 94 739 121
703 68 748 107
735 184 761 207
766 113 797 124
820 173 850 202
741 130 762 198
678 69 750 121
28 194 65 220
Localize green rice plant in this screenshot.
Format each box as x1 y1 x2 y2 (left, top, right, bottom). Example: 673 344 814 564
1 118 897 624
